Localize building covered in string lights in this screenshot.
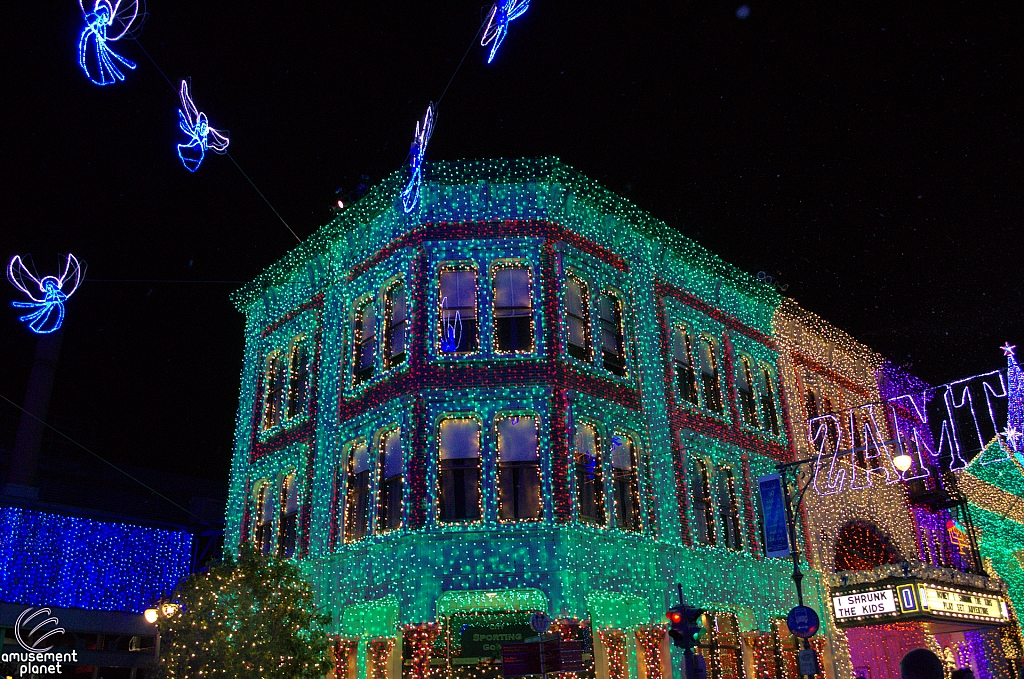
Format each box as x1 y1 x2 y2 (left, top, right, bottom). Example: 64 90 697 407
224 158 831 679
774 305 1019 679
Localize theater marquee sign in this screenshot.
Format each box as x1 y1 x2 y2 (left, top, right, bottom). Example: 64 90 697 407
831 580 1009 630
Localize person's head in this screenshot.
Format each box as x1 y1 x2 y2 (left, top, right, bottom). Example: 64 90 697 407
900 649 944 679
951 669 975 679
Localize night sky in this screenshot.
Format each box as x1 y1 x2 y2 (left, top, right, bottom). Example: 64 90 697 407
2 2 1019 485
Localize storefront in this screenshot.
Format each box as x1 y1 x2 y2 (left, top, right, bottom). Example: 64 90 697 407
831 568 1011 679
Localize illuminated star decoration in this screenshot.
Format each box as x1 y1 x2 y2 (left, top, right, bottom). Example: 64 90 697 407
176 80 230 172
480 0 530 64
7 254 85 335
400 103 435 213
78 0 143 85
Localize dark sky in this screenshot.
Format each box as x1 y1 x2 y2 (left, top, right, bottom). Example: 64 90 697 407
2 2 1019 485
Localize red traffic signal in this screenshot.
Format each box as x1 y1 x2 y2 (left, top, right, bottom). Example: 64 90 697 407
666 611 683 624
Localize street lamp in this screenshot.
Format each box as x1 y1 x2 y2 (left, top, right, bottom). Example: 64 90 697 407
144 600 181 625
892 452 913 473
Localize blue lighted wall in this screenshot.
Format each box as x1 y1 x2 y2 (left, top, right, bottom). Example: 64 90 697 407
0 506 193 614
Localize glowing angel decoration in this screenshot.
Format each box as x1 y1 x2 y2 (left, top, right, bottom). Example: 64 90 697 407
177 80 230 172
480 0 530 64
400 103 435 213
7 254 85 335
439 296 463 353
78 0 144 85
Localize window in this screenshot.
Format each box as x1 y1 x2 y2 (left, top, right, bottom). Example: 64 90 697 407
354 300 376 384
286 339 309 420
760 367 781 436
805 388 819 420
256 482 274 554
438 417 482 523
699 336 724 415
279 473 298 558
698 613 743 679
598 293 627 376
565 276 590 361
344 441 370 542
717 468 742 550
439 268 478 353
574 423 605 525
672 326 699 406
497 415 542 521
736 356 759 429
611 435 641 531
493 265 534 353
690 458 713 545
384 283 408 370
262 351 286 430
376 429 403 533
328 463 343 549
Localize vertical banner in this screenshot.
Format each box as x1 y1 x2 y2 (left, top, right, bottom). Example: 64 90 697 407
757 473 791 558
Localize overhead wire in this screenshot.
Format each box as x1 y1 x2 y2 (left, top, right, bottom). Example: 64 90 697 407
0 391 211 526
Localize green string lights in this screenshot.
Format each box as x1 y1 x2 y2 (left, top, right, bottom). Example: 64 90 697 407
222 157 860 679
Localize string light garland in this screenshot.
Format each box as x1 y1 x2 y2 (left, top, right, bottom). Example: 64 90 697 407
0 506 191 613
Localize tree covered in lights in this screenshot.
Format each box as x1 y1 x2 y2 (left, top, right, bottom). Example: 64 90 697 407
153 546 333 679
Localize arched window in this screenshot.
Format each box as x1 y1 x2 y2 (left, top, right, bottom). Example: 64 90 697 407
690 459 713 545
611 435 640 532
699 337 724 415
438 417 482 523
376 428 403 533
256 482 274 554
344 441 370 543
574 423 605 526
760 366 781 436
279 473 298 558
493 265 534 353
439 268 478 353
717 468 741 550
736 356 759 429
383 282 408 370
286 338 308 420
497 415 542 522
598 293 627 376
565 276 590 361
672 326 699 406
354 299 376 384
262 351 286 430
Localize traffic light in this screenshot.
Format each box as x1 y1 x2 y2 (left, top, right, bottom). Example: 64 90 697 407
666 604 705 650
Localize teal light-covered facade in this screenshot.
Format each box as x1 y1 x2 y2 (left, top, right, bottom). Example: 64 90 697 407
225 158 826 679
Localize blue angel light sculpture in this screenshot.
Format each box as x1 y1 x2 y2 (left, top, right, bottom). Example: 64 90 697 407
480 0 530 64
439 296 463 353
177 80 230 172
7 254 85 334
78 0 143 85
400 103 435 214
